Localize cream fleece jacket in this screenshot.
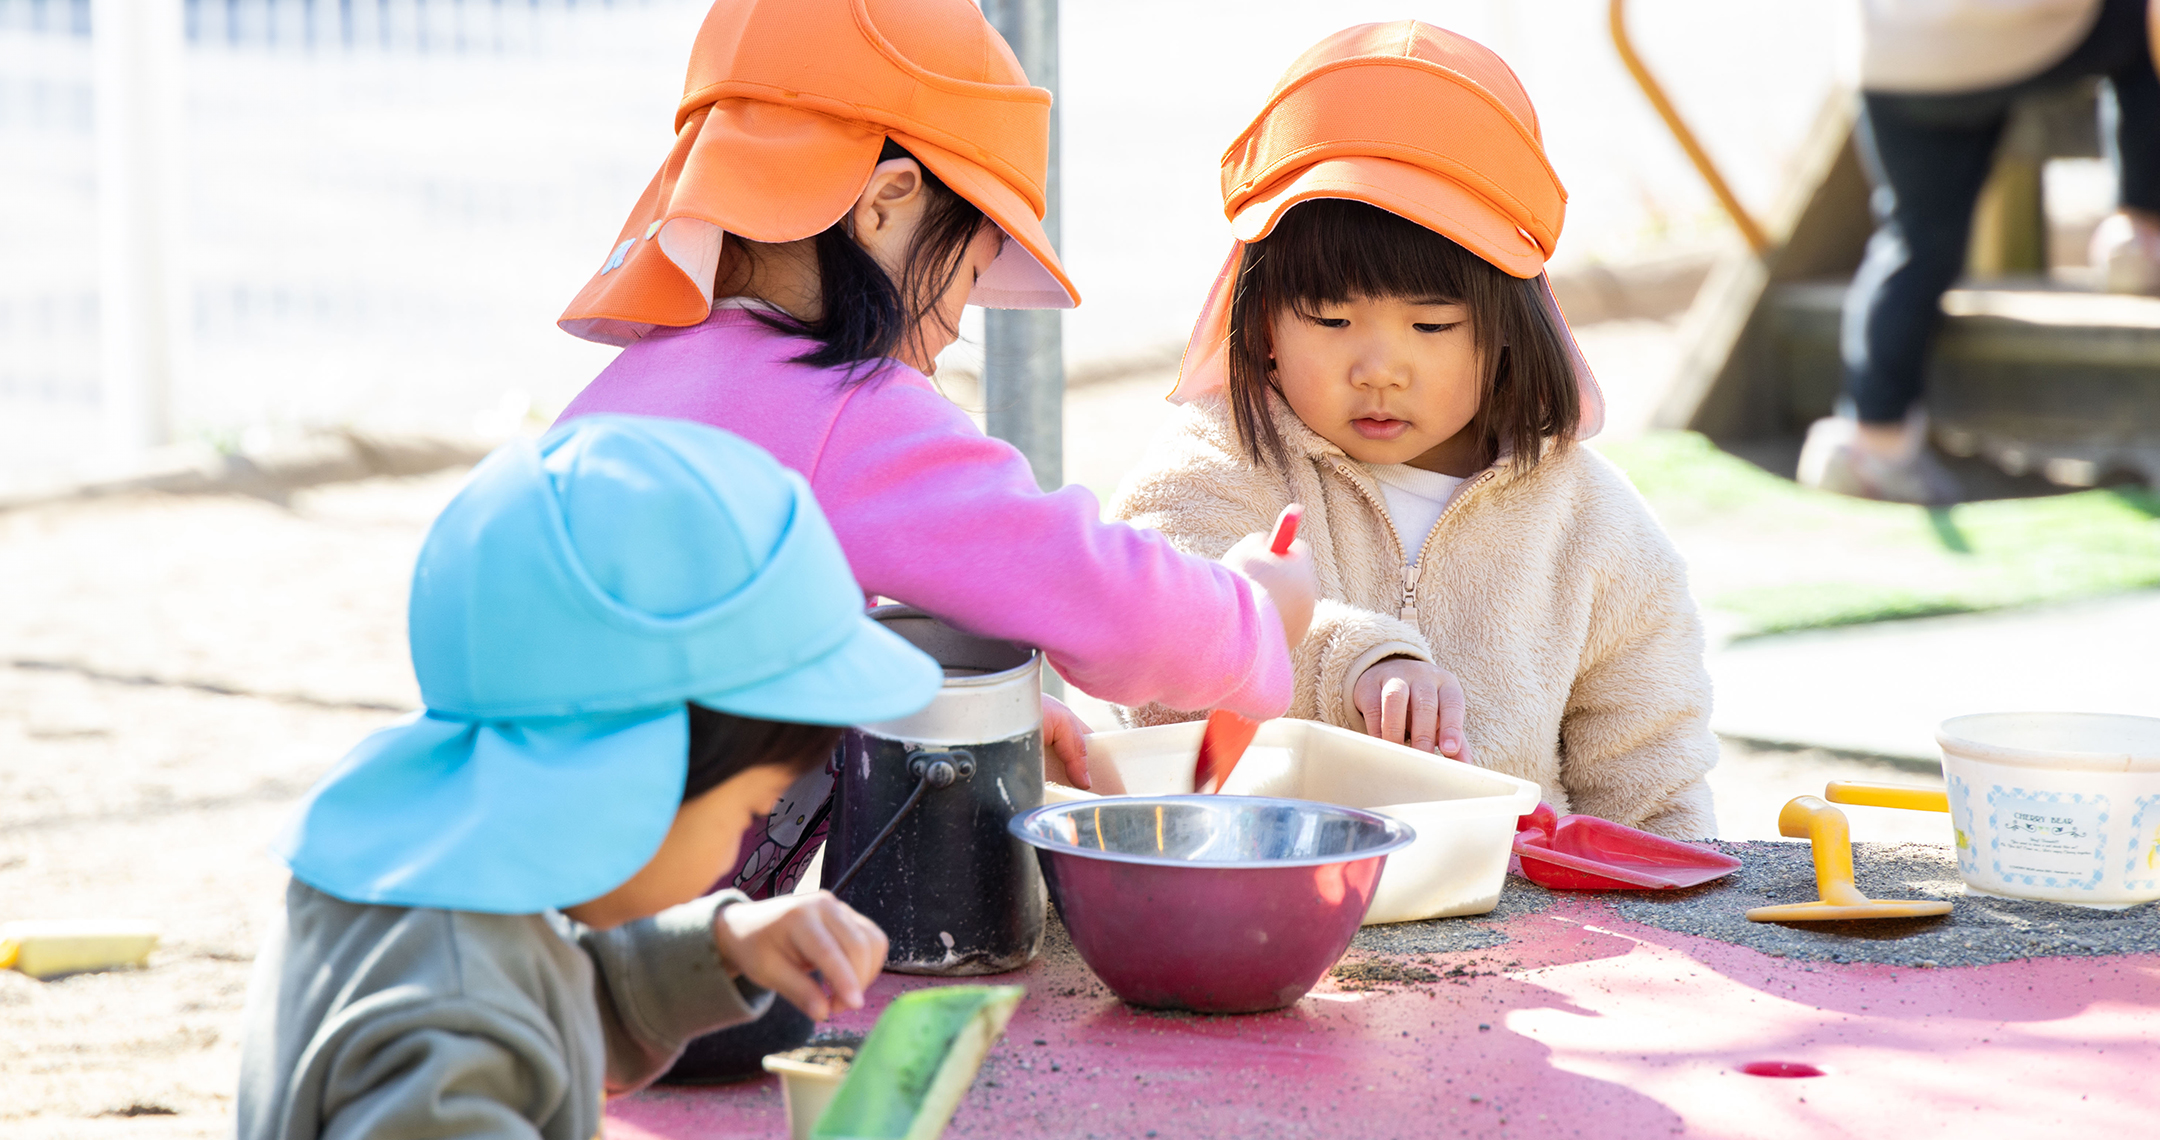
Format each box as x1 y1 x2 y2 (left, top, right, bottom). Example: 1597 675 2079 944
1109 394 1719 839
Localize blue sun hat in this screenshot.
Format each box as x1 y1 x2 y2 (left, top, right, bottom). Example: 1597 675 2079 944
275 414 942 913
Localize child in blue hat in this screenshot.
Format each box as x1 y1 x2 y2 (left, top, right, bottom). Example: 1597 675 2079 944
236 415 944 1140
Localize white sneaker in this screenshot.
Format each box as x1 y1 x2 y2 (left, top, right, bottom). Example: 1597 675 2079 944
2090 212 2160 296
1796 413 1960 505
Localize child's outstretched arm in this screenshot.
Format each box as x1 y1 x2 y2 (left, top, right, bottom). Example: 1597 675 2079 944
1107 402 1429 731
579 891 886 1097
812 382 1299 721
580 891 788 1095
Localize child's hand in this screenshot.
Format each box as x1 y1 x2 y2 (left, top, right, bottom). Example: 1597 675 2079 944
1042 694 1124 792
1352 657 1471 759
712 892 887 1020
1223 524 1316 649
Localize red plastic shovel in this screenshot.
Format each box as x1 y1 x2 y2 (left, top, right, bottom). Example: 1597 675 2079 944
1511 802 1741 890
1193 505 1302 795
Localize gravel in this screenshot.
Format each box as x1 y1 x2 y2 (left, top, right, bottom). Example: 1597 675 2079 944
1612 839 2160 967
1350 881 1557 955
1350 840 2158 969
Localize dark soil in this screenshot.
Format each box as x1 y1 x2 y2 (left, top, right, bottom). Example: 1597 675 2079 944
770 1045 856 1070
1327 959 1440 990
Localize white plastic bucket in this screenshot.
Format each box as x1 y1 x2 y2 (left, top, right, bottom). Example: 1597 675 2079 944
1047 719 1541 923
1937 712 2160 908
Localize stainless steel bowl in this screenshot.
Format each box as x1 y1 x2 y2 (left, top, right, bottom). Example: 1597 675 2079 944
1009 796 1414 1012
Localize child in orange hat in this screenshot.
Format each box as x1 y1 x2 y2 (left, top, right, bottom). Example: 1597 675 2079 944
559 0 1316 785
1111 22 1717 838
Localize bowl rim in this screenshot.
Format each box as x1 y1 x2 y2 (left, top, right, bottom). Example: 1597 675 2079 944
1006 794 1417 868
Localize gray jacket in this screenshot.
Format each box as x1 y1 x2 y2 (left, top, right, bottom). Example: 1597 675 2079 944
237 879 772 1140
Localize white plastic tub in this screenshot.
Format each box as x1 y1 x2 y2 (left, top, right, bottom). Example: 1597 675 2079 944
1938 712 2160 908
1047 719 1540 923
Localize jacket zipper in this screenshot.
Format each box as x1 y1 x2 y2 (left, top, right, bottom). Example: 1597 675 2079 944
1333 461 1497 622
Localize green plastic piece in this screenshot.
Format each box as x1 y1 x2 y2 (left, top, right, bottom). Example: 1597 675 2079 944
811 984 1025 1140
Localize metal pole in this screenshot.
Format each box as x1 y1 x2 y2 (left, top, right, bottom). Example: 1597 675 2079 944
93 0 187 455
1608 0 1770 254
981 0 1063 492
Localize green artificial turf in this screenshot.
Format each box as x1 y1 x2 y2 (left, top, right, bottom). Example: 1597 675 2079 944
1598 432 2160 637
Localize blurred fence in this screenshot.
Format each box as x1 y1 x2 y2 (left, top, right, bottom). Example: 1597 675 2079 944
1 0 1839 483
0 0 699 479
0 0 649 48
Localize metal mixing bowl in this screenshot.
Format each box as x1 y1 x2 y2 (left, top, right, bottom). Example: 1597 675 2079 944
1009 796 1414 1013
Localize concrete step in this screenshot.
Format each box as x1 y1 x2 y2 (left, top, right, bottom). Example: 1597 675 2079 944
1769 279 2160 485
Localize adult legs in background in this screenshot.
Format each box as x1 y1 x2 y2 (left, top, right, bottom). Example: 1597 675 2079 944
1840 94 2007 428
1801 92 2001 503
2090 7 2160 291
1806 0 2160 502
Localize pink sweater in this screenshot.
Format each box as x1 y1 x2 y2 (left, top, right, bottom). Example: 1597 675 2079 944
557 310 1292 719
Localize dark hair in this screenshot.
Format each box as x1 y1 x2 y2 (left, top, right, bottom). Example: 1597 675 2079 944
748 139 989 380
1224 198 1579 470
681 703 843 802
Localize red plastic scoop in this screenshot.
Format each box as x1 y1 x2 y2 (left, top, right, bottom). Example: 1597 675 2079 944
1193 505 1302 795
1265 505 1303 557
1511 802 1741 890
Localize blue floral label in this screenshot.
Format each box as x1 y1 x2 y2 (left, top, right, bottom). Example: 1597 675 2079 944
1988 788 2107 890
1945 773 1980 877
2126 796 2160 892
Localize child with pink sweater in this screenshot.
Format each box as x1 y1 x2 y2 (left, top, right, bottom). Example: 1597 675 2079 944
554 0 1311 903
550 0 1313 1082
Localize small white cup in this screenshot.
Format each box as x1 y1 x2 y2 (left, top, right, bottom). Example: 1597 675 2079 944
761 1047 855 1140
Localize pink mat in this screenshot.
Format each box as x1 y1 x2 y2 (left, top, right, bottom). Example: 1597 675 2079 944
607 897 2160 1139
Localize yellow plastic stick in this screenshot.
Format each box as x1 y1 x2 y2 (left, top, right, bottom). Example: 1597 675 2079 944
1823 781 1949 814
0 921 160 979
1745 797 1953 923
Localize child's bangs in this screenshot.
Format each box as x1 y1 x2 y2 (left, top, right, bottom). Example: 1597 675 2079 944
1255 199 1484 311
1224 196 1580 471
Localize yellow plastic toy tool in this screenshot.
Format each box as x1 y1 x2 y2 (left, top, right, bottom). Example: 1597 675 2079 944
1745 796 1954 923
0 920 160 979
1823 781 1948 814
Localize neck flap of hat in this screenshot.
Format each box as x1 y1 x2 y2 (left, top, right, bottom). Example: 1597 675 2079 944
558 0 1075 347
274 414 944 914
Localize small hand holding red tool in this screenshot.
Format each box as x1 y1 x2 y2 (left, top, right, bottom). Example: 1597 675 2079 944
1194 505 1302 795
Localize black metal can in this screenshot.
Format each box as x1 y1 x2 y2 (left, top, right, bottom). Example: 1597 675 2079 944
822 606 1045 975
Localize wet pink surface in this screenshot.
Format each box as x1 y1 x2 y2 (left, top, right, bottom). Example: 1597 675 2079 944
606 897 2160 1139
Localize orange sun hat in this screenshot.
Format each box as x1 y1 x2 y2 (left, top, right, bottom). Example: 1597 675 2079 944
1171 21 1604 439
559 0 1078 346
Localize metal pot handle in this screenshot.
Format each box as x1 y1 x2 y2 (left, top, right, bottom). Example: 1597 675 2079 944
828 750 975 896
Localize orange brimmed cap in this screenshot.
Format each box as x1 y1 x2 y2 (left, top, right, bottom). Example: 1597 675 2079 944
559 0 1077 346
1171 21 1604 438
